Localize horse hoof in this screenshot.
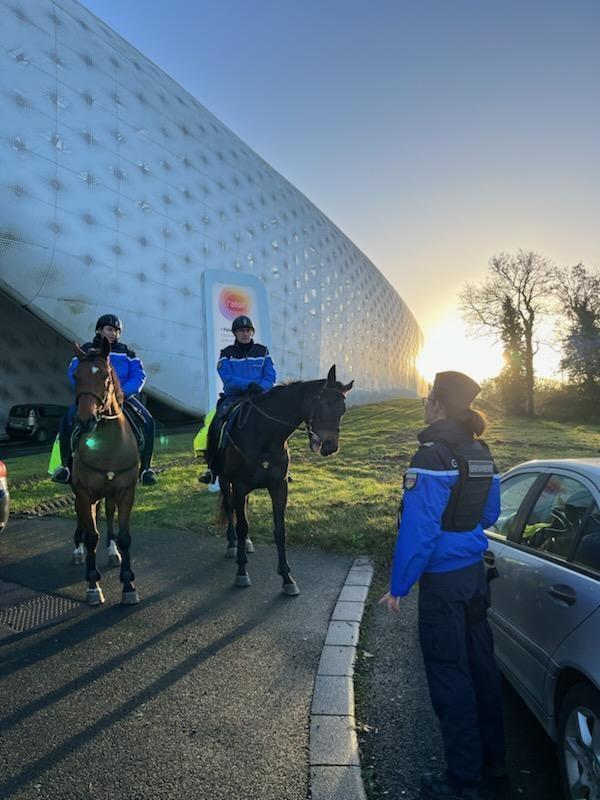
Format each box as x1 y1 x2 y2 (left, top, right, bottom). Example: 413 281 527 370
226 546 237 559
72 553 85 565
234 574 251 588
108 553 122 567
122 590 140 605
245 538 255 553
282 582 300 596
86 587 105 606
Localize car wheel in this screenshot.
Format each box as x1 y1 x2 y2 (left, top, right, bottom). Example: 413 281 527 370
33 428 48 443
558 682 600 800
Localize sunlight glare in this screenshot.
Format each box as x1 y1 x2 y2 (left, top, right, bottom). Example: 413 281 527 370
417 311 505 386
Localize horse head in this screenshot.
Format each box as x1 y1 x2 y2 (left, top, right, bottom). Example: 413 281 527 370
307 365 354 456
73 338 120 433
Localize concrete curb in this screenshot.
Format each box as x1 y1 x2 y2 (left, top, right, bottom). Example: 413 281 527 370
309 556 373 800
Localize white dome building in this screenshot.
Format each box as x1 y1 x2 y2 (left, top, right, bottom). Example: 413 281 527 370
0 0 424 431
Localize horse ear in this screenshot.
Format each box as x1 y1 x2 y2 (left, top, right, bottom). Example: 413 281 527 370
326 365 336 386
342 380 354 394
101 336 111 359
73 343 86 360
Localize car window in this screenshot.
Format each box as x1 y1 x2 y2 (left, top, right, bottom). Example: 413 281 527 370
573 504 600 574
488 473 539 539
10 406 33 418
520 474 593 559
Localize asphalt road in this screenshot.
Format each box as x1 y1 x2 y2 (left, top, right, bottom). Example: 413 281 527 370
0 518 351 800
0 439 53 459
358 585 563 800
0 423 199 461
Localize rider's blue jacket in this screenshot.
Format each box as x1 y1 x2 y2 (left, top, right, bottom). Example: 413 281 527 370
390 419 500 598
68 338 146 398
218 341 276 397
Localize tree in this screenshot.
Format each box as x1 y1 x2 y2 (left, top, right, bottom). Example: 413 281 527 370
497 296 527 414
556 264 600 400
460 250 556 416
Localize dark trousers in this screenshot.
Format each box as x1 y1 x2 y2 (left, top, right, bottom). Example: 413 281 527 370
418 560 505 787
59 396 155 469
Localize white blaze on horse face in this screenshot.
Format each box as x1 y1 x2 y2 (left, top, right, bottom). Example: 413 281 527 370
91 366 99 374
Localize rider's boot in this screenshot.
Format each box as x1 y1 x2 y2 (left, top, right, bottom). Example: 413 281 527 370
51 465 71 484
198 468 216 484
51 426 73 484
139 432 158 486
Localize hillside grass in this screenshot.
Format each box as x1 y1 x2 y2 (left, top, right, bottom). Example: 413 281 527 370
4 400 600 567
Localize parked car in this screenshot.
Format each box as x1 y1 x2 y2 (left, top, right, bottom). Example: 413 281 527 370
485 458 600 799
0 460 9 531
5 404 68 443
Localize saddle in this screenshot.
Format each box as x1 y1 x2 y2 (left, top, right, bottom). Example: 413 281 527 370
214 399 246 451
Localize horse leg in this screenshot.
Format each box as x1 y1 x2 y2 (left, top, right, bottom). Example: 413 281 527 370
116 486 139 604
244 495 254 553
221 479 237 558
268 479 298 596
72 525 85 565
75 494 104 606
233 484 251 588
105 496 121 567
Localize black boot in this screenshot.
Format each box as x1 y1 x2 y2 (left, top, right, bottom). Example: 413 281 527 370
51 465 71 484
139 424 157 486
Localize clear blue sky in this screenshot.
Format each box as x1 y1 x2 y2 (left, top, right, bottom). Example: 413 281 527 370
82 0 600 378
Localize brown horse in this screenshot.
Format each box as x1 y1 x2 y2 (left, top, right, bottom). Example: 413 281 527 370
70 338 140 605
217 365 353 595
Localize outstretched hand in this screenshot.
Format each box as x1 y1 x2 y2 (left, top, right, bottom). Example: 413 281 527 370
378 591 401 613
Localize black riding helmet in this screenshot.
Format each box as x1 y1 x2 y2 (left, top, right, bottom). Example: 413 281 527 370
95 314 123 333
231 315 254 333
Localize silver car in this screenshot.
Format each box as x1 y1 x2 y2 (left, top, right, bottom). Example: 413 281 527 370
486 458 600 799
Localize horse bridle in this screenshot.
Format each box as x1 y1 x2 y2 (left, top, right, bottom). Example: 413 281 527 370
246 386 344 437
75 363 123 422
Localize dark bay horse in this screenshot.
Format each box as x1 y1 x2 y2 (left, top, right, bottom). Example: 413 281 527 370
217 365 353 595
71 338 140 606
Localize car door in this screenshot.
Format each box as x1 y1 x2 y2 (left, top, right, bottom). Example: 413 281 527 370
489 469 600 718
486 470 542 682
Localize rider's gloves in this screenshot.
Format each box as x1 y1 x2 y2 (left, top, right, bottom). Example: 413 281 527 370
247 382 263 396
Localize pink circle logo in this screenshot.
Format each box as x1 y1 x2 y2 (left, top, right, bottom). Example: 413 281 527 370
219 287 250 320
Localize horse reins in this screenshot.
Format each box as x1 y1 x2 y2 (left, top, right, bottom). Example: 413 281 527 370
227 386 344 461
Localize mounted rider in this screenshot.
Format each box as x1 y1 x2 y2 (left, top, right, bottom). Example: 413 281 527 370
198 315 276 484
50 314 158 487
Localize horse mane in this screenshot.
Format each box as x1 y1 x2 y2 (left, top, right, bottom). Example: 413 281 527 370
81 349 125 407
268 378 347 394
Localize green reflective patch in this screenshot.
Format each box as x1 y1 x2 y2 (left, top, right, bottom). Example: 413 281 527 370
85 437 99 450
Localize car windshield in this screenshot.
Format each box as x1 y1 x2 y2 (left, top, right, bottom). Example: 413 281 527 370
10 406 35 418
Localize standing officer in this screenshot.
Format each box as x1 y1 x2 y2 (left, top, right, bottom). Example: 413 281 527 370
380 371 505 800
198 315 276 483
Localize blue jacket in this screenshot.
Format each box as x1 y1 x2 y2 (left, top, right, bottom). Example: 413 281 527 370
218 341 276 397
68 338 146 398
390 419 500 598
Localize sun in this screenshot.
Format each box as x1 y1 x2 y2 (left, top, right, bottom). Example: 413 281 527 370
416 310 505 386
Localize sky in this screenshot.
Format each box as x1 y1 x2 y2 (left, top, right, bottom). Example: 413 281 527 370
82 0 600 383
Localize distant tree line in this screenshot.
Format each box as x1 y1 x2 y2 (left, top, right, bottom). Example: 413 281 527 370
460 250 600 421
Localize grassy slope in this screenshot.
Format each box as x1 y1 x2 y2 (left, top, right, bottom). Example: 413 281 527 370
5 400 600 566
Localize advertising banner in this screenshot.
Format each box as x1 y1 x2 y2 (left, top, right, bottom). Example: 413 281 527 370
202 270 271 407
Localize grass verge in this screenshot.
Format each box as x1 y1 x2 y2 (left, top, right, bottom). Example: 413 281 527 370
4 399 600 567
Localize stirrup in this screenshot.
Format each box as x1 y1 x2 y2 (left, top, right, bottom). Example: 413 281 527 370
198 469 215 484
51 466 71 484
140 468 158 486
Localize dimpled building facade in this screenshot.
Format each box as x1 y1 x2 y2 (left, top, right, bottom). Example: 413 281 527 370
0 0 424 431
